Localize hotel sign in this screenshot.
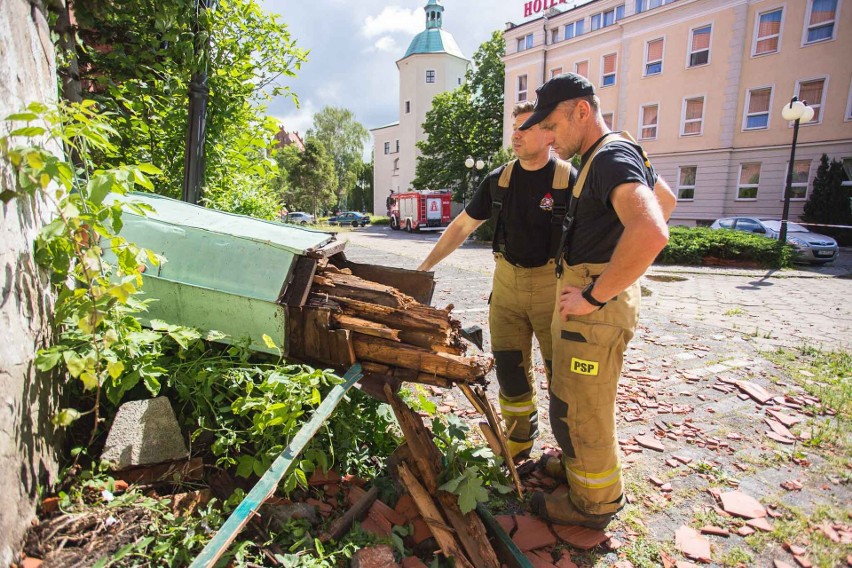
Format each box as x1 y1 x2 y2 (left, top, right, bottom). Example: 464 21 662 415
523 0 572 18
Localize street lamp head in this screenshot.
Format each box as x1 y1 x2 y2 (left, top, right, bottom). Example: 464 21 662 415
800 105 815 123
475 159 485 170
781 99 807 121
464 156 474 169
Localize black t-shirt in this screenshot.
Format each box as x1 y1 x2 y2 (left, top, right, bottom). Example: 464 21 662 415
566 138 657 265
466 158 568 268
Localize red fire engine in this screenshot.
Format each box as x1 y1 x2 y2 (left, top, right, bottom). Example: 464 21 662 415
388 190 452 232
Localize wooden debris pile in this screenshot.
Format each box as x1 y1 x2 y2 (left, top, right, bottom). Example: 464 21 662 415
288 258 493 388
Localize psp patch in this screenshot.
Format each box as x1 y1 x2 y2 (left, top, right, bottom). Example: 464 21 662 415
571 357 599 376
539 193 554 211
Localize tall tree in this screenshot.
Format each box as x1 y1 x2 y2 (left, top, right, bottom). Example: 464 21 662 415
413 30 505 199
802 154 852 245
348 160 374 213
65 0 307 217
281 139 337 218
307 107 369 208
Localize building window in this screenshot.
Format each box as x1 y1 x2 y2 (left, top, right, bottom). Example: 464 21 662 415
737 163 761 199
787 160 811 199
602 112 614 130
575 60 589 78
847 78 852 120
601 53 617 87
744 87 772 130
384 142 390 155
804 0 837 44
677 166 697 200
550 67 563 79
518 74 528 102
640 104 658 139
682 97 704 135
395 140 400 153
426 70 435 83
565 19 585 39
551 28 560 44
754 8 783 56
645 38 664 76
637 0 666 12
517 33 534 51
796 78 826 123
393 158 399 173
842 158 852 187
591 5 623 31
689 25 711 67
405 101 411 114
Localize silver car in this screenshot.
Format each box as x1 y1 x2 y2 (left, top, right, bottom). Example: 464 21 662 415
710 216 839 264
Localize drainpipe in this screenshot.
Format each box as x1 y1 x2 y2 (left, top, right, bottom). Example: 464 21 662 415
542 16 548 84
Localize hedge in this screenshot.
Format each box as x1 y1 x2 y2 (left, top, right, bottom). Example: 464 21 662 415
657 226 793 268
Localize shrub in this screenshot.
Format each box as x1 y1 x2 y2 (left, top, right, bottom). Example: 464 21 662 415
657 226 794 268
370 216 390 226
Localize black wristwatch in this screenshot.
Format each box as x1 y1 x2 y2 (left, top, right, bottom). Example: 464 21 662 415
581 282 607 309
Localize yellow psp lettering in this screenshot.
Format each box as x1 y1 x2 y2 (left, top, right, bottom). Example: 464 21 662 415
571 357 599 376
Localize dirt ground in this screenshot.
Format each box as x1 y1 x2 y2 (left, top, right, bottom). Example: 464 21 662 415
341 226 852 567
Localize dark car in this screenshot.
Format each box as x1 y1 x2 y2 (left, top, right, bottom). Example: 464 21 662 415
710 216 839 264
329 211 371 227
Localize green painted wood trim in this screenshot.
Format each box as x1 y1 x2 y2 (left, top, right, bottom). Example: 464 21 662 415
476 503 534 568
189 363 364 568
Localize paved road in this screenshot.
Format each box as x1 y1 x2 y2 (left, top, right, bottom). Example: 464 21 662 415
336 225 851 567
339 225 851 350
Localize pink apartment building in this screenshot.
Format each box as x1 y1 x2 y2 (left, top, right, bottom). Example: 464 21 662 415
503 0 852 225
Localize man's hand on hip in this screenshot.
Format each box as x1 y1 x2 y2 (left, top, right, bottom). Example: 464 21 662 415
559 286 596 319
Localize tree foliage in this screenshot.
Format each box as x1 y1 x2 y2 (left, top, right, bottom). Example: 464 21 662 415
306 106 369 207
413 30 506 199
65 0 307 217
347 159 374 213
277 139 337 217
801 154 852 245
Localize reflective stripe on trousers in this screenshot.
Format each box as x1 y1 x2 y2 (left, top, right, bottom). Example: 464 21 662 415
489 255 556 444
550 260 640 515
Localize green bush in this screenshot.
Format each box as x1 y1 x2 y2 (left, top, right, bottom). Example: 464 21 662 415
370 216 390 226
657 226 794 268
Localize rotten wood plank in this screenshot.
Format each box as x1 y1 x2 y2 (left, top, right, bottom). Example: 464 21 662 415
331 313 401 342
383 383 443 493
353 335 489 382
436 492 502 568
397 463 474 568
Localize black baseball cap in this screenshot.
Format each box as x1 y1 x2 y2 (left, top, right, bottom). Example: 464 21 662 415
519 73 595 130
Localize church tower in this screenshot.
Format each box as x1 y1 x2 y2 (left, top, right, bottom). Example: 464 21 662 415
371 0 469 215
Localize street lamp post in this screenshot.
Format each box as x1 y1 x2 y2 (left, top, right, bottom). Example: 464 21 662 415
464 155 485 208
779 96 814 244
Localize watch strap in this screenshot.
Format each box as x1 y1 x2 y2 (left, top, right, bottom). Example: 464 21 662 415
581 283 607 308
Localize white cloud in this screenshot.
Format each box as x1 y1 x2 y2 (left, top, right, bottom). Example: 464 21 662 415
361 6 422 39
371 36 398 53
269 99 316 137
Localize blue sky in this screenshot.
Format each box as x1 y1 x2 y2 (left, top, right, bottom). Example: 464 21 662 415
258 0 539 147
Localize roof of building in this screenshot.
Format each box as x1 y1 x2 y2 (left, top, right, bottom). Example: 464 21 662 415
401 0 466 60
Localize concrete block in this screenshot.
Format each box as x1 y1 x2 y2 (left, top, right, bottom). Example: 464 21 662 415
101 397 189 469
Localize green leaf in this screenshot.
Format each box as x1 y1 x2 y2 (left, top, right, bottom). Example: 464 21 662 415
107 360 125 379
137 163 162 175
10 126 46 137
65 353 85 378
86 175 113 205
35 349 62 371
142 374 161 396
5 112 38 121
80 370 99 390
236 456 255 478
262 334 277 350
52 408 82 427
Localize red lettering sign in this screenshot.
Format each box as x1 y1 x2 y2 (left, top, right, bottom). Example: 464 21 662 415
523 0 569 18
524 1 532 17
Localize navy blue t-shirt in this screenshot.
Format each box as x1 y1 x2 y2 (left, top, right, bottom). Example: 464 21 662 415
566 138 657 265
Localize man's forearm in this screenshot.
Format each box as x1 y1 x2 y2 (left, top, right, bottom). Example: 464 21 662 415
417 212 483 271
589 222 668 302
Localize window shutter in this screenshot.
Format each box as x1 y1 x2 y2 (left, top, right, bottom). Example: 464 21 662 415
647 39 663 61
603 54 617 74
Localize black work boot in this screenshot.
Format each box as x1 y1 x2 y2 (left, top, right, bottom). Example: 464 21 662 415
529 491 617 530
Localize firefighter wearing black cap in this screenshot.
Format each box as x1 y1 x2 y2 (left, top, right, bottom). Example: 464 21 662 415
519 73 676 529
418 101 576 461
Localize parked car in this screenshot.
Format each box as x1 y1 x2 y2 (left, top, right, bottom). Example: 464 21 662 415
329 211 371 227
709 216 839 264
282 212 315 225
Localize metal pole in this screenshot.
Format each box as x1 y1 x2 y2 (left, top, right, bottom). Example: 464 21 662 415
780 96 800 244
182 0 218 204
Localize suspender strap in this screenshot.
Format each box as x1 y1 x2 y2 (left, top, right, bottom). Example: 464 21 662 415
548 159 573 259
491 160 517 254
555 132 631 278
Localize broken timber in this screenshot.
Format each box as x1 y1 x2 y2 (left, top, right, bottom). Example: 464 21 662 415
288 257 492 387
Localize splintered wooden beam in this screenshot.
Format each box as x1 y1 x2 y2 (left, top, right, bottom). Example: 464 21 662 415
320 485 379 543
397 463 475 568
331 313 401 342
353 335 489 382
313 295 451 334
383 383 443 493
437 492 502 568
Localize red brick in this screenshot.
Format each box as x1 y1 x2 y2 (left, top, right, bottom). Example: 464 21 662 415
394 493 419 522
371 499 407 527
22 557 43 568
351 545 399 568
40 497 59 514
513 514 557 551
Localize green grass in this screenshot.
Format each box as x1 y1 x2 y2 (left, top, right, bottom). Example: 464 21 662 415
765 345 852 453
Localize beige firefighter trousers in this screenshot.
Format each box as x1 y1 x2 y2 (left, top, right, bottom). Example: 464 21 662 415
489 255 556 449
550 261 640 515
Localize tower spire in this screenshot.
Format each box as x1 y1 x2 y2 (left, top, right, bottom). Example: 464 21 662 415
425 0 443 30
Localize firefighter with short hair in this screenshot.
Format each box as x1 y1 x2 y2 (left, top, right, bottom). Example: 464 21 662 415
418 102 576 462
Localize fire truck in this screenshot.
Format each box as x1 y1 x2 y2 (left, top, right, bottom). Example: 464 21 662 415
389 190 452 232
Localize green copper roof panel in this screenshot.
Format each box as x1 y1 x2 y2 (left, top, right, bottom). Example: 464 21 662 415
403 29 465 59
